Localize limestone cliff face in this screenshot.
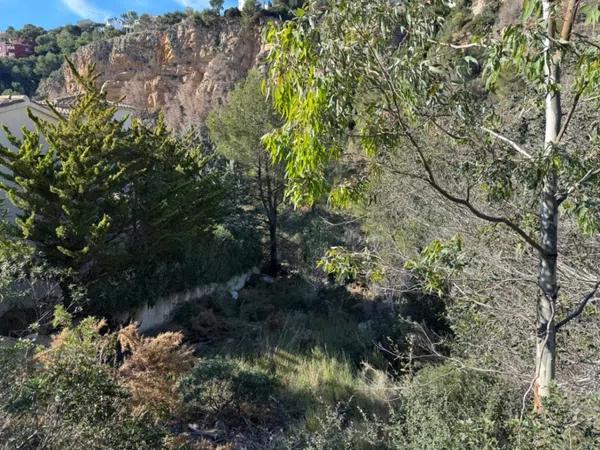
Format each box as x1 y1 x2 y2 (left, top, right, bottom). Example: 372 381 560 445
39 18 263 130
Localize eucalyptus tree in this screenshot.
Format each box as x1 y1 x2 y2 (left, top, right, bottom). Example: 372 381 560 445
264 0 600 408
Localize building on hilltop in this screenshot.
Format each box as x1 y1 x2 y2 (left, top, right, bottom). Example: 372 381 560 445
0 39 35 58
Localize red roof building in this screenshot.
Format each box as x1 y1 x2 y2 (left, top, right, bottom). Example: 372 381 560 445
0 39 35 58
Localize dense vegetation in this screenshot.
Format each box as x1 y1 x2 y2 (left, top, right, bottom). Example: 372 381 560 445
0 1 306 97
265 0 600 406
0 22 123 96
1 0 600 449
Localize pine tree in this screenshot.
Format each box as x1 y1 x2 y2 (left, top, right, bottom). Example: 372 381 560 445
208 70 285 275
0 60 224 311
0 61 140 274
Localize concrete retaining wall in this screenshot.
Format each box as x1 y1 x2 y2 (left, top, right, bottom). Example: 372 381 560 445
118 268 259 333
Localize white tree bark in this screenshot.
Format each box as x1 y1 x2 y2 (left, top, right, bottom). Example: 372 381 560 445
534 0 562 411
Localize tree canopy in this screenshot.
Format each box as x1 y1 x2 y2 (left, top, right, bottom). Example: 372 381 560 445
0 22 123 96
265 0 600 408
0 61 224 312
208 70 286 274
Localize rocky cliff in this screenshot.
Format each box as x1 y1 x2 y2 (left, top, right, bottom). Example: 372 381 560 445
37 4 531 131
38 18 263 130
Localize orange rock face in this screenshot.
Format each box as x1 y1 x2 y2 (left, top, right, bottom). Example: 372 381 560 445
39 18 264 130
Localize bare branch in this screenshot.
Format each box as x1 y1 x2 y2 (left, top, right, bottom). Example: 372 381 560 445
582 94 600 103
404 133 545 255
556 81 589 144
556 167 600 204
556 281 600 330
428 117 469 141
481 126 534 160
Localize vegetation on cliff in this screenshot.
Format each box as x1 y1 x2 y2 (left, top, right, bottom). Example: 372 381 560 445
0 22 123 96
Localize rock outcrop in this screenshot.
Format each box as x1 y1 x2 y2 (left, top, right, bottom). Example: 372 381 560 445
39 18 263 130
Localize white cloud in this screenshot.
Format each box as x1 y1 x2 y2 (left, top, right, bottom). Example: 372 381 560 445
60 0 111 22
175 0 211 10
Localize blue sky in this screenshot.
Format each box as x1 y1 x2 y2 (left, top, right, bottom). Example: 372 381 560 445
0 0 239 31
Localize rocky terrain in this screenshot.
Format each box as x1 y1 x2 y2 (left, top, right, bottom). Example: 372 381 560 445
37 3 528 131
39 17 264 130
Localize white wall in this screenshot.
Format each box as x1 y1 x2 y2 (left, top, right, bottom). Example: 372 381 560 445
116 268 259 333
0 100 57 221
0 102 57 147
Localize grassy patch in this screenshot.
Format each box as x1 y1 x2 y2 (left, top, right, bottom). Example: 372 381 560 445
172 275 398 445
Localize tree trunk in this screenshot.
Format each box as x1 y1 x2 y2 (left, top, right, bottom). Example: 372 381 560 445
534 0 561 412
535 189 558 411
267 211 279 276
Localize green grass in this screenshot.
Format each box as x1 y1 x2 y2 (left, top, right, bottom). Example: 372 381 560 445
173 274 398 437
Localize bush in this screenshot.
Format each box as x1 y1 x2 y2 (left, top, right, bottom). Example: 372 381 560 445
0 318 164 449
390 363 600 449
180 223 262 289
393 363 517 450
223 7 241 18
118 324 194 423
237 275 315 320
0 205 68 336
508 391 600 450
285 208 345 280
0 308 193 449
172 296 234 342
181 356 281 426
281 401 390 450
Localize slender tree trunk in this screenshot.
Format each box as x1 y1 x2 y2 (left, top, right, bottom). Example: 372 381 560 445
534 0 562 411
268 210 279 275
535 187 558 410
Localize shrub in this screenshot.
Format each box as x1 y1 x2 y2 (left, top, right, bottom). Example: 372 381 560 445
389 366 600 450
0 308 194 449
181 356 281 426
280 401 391 450
172 297 233 342
393 363 517 450
223 7 241 18
0 216 68 336
0 315 164 449
508 390 600 450
180 223 262 288
118 324 194 422
237 275 315 320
